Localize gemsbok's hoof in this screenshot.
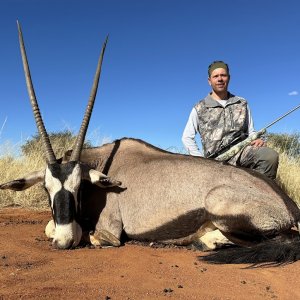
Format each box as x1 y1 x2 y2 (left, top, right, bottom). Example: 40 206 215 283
89 230 121 248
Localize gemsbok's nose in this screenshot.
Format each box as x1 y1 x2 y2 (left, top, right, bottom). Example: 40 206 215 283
52 238 74 250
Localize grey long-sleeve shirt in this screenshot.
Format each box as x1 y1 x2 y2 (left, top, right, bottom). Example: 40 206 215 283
182 101 256 157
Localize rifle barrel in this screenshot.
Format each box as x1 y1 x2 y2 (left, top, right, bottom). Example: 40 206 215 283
265 103 300 129
214 102 300 161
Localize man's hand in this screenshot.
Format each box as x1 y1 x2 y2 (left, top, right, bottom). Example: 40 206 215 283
250 138 265 147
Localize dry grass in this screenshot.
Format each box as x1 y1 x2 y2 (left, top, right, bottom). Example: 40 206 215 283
0 154 47 209
273 149 300 205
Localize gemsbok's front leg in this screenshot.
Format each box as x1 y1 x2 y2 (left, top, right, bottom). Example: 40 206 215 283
89 197 123 248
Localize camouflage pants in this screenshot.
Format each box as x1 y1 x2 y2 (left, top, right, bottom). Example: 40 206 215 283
228 145 279 180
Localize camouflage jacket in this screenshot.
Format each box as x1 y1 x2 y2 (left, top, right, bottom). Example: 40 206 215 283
194 93 249 158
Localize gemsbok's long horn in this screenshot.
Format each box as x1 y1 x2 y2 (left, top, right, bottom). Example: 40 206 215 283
17 20 57 164
70 35 109 162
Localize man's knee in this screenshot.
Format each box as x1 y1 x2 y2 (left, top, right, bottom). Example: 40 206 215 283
257 147 279 166
256 147 279 179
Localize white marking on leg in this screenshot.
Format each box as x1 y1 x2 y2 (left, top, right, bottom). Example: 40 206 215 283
199 229 233 250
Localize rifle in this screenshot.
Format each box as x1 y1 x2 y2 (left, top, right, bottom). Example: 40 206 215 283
213 103 300 162
207 132 247 159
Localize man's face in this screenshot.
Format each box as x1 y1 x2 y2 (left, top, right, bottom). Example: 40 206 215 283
208 68 230 94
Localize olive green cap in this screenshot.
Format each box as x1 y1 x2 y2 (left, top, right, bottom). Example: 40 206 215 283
208 61 229 76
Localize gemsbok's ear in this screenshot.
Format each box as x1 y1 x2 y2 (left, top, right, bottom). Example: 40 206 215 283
81 165 122 188
0 170 45 191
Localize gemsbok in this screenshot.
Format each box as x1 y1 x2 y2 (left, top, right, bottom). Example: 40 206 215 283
1 22 300 265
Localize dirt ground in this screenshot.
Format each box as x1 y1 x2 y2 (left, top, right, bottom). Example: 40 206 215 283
0 208 300 300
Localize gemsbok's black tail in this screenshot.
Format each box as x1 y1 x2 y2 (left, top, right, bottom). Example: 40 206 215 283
199 236 300 267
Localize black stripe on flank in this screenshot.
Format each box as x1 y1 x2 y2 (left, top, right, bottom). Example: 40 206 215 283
128 210 290 245
129 209 206 242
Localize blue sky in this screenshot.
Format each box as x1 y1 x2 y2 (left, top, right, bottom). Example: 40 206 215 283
0 0 300 153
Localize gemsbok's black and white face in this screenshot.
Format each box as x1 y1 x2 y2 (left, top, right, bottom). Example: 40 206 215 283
45 162 83 249
43 161 120 249
0 21 121 249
